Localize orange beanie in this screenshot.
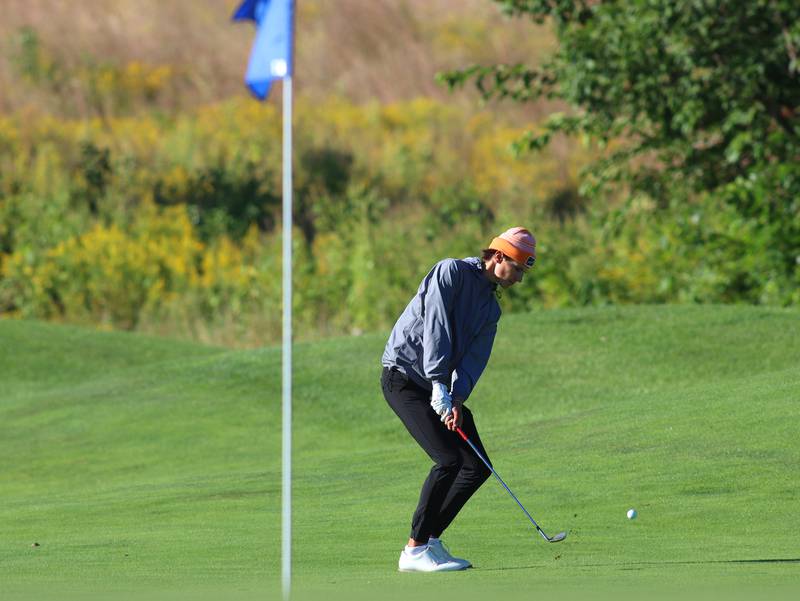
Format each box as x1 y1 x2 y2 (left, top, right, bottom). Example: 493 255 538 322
488 227 537 268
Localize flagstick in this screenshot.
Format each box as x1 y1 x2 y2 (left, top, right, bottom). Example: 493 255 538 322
281 74 293 601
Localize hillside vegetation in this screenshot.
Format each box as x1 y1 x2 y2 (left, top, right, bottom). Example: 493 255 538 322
1 1 797 347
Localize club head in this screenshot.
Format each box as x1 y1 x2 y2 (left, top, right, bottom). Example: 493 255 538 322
548 531 568 543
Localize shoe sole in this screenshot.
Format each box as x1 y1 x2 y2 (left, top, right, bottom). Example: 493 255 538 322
398 565 470 572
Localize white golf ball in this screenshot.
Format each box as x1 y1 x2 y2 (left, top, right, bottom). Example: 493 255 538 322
627 508 637 520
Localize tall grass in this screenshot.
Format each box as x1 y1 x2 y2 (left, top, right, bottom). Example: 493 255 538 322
0 0 556 116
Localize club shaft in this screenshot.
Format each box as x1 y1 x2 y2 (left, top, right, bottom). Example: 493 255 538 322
456 427 551 542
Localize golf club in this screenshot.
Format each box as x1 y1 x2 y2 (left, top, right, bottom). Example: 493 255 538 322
455 426 567 543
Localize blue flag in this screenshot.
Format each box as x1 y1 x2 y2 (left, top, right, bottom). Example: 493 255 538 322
233 0 294 100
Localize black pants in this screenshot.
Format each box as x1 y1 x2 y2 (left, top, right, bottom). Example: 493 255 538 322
381 366 492 542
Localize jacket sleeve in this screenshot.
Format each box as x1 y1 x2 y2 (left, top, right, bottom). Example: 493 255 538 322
451 319 497 401
421 260 461 386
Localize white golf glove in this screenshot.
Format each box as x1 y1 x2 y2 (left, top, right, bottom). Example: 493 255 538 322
430 382 453 422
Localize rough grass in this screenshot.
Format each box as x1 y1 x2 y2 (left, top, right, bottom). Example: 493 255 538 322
1 305 799 600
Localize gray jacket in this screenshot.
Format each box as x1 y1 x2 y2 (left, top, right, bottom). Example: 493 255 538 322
381 257 501 401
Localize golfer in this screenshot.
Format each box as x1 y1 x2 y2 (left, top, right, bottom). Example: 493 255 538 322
381 226 536 572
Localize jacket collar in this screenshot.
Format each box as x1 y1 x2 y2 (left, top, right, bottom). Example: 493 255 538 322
463 257 498 293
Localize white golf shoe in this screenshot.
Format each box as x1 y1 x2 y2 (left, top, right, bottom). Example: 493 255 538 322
428 538 472 569
397 545 465 572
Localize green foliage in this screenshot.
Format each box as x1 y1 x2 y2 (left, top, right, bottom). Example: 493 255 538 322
443 0 800 306
154 161 280 241
10 27 64 88
0 97 591 345
5 0 800 347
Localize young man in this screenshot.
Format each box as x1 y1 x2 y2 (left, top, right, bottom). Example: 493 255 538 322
380 227 536 572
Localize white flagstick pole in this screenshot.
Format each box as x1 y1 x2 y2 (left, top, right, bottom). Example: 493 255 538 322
281 74 293 601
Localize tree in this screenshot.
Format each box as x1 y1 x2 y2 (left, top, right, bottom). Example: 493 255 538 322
441 0 800 303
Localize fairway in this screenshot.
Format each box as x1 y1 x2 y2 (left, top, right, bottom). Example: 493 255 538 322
1 305 799 599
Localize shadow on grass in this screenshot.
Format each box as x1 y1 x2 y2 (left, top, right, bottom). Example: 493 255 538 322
480 558 800 572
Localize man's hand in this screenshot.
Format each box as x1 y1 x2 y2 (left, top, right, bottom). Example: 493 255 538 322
430 382 453 421
445 400 464 431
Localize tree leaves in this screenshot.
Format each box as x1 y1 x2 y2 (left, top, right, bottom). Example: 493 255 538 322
444 0 800 300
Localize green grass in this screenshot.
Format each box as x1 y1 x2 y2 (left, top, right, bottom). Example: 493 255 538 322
1 306 799 600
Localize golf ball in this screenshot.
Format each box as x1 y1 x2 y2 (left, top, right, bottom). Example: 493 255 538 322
627 508 637 520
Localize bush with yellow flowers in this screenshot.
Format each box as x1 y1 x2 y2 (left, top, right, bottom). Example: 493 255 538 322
2 91 793 348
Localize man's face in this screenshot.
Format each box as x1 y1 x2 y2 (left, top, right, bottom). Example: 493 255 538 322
494 255 529 288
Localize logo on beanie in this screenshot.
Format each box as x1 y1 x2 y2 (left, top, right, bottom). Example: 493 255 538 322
526 256 535 267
